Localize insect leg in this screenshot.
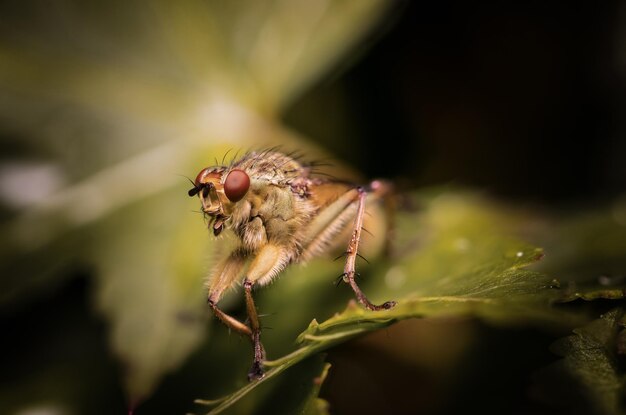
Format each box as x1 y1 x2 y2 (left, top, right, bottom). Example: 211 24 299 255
243 243 291 380
207 250 252 337
243 280 264 381
343 187 397 311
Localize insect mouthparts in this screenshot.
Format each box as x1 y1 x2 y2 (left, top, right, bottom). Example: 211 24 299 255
213 217 224 236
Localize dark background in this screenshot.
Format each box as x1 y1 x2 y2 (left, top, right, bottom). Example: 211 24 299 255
291 2 625 412
286 0 625 204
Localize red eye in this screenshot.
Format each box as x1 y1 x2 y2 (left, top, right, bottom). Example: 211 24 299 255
224 169 250 202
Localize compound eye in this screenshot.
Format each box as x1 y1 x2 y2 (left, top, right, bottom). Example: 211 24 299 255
224 169 250 202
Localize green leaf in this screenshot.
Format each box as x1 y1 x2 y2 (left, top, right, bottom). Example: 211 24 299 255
193 355 329 415
0 0 393 407
533 198 626 283
196 191 587 413
535 309 626 415
299 363 331 415
89 187 211 400
529 199 626 304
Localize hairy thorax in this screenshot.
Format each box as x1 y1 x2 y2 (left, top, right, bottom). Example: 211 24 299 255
225 153 318 258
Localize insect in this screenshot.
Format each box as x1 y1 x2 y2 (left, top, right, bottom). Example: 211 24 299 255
188 149 396 380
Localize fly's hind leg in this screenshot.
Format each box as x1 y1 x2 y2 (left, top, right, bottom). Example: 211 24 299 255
343 185 397 311
300 181 397 311
243 243 290 380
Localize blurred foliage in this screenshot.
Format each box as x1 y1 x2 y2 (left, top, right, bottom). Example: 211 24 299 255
533 309 626 415
0 0 392 408
0 1 625 415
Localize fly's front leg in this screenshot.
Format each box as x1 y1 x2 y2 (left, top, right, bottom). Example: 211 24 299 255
243 243 290 380
343 186 397 311
207 250 251 337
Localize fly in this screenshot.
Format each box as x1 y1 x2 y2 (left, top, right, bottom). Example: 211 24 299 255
188 150 396 380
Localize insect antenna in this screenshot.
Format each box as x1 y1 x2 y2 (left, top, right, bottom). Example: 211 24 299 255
178 174 201 196
177 174 196 185
188 186 200 196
